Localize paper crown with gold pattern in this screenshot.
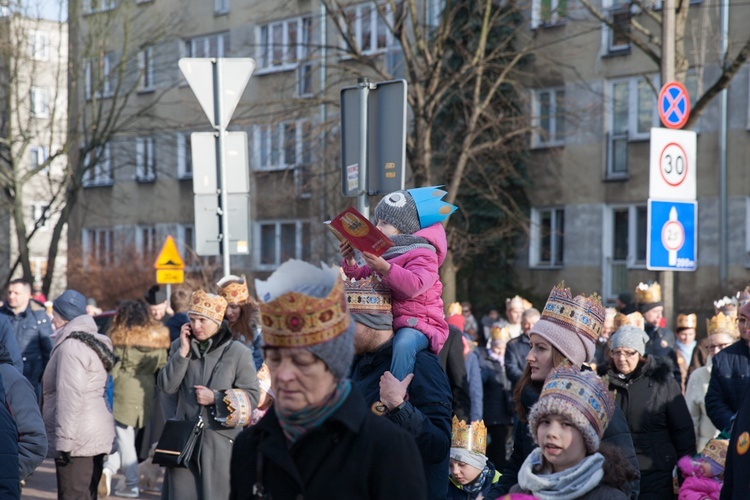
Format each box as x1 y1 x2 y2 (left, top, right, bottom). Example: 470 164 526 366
676 313 698 330
506 295 531 311
701 438 729 472
714 296 738 316
214 389 253 428
216 275 250 305
342 274 392 315
737 287 750 308
188 290 227 325
530 283 605 365
451 416 487 455
612 311 645 331
635 282 662 305
490 325 511 342
707 312 739 339
447 302 463 317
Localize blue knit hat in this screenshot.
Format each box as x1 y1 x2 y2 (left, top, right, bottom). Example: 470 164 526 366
53 290 88 321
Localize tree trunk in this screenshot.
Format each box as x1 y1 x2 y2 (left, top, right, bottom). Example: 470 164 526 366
441 248 457 307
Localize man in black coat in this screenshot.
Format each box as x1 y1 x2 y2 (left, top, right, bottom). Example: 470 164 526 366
438 325 471 421
504 308 539 391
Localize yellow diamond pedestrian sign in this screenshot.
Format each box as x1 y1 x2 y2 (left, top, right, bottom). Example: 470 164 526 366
154 236 185 284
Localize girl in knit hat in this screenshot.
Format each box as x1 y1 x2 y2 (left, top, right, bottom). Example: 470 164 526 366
340 186 456 381
677 437 728 500
510 366 637 500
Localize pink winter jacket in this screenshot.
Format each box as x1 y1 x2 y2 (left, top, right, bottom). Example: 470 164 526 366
42 315 115 458
342 222 449 354
677 455 722 500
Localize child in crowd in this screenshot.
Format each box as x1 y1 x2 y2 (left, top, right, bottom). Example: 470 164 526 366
510 366 637 499
677 438 728 500
340 186 456 381
447 417 504 499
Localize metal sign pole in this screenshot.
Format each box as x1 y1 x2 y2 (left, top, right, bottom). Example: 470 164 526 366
214 58 231 276
357 77 373 219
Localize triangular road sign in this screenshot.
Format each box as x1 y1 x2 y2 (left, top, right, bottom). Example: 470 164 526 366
219 58 255 127
154 236 185 270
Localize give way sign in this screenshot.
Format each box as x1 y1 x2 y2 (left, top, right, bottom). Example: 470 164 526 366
649 127 696 201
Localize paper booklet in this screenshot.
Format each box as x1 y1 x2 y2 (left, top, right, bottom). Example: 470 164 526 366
325 206 394 257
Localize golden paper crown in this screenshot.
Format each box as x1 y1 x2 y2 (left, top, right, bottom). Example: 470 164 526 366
188 290 227 324
342 274 392 315
540 283 605 345
706 312 739 339
737 287 750 308
714 296 738 315
216 275 250 305
259 277 350 348
612 311 645 331
676 313 698 329
490 325 511 342
635 282 661 305
450 416 487 455
505 295 526 310
447 302 463 316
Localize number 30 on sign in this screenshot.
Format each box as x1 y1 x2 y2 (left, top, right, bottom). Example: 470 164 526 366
649 127 696 201
659 142 688 187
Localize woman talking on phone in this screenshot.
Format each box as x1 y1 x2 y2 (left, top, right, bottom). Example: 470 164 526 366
157 290 260 500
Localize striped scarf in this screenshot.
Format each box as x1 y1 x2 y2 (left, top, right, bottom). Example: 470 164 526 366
276 379 352 445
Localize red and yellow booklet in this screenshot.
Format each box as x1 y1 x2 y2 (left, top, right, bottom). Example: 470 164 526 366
325 207 394 257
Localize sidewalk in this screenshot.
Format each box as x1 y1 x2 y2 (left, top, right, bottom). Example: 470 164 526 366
22 459 163 499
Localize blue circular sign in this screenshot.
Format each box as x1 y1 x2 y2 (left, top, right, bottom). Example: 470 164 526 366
658 81 690 129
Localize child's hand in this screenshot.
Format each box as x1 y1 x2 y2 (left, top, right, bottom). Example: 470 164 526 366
339 241 356 266
362 252 390 275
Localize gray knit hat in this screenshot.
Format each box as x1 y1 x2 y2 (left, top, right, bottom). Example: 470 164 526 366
374 190 421 235
53 290 88 321
255 260 354 380
610 325 650 356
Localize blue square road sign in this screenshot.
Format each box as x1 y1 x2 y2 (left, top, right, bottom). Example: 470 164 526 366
647 199 697 271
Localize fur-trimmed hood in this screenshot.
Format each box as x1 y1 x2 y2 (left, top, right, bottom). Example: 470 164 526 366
109 324 170 349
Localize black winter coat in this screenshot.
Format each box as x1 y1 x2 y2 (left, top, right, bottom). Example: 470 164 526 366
0 373 19 498
504 334 530 390
478 348 513 426
0 303 52 387
606 356 696 500
721 379 750 500
229 385 427 500
496 375 640 499
439 326 471 422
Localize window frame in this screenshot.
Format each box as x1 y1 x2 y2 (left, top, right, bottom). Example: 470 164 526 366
29 145 49 174
138 45 155 92
531 87 565 149
82 227 115 269
340 3 394 57
256 16 312 73
27 29 50 61
529 206 565 268
31 201 50 230
82 0 117 15
30 87 50 118
177 132 193 179
184 32 230 59
255 220 312 271
83 144 114 187
608 204 648 269
253 119 311 171
531 0 567 29
84 51 118 99
135 136 156 182
215 0 229 15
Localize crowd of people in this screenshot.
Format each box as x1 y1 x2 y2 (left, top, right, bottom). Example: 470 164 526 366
0 187 749 499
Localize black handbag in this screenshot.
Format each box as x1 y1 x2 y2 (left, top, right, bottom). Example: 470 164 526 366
153 341 233 468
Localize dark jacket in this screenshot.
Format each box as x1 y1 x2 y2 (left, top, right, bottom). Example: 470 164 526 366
439 326 471 422
510 483 628 500
645 323 681 385
0 343 46 480
497 378 640 499
0 373 19 498
606 355 696 499
447 466 503 499
229 385 427 500
352 339 452 500
165 312 188 343
0 304 52 386
721 379 750 500
478 348 513 426
504 334 530 390
0 315 23 374
465 348 483 422
705 340 750 432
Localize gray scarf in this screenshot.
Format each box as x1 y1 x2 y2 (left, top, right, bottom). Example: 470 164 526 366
382 234 434 259
518 448 604 500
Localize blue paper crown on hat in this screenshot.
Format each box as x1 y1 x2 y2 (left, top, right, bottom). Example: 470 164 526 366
408 186 457 228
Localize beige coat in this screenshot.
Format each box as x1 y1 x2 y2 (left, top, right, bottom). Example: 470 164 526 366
685 360 718 450
41 315 115 458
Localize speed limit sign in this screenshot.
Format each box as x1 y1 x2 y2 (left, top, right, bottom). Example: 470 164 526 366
649 128 696 200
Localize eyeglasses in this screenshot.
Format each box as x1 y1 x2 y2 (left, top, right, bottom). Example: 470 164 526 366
611 349 639 359
707 343 732 351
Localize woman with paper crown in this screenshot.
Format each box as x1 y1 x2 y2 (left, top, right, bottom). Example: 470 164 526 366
604 323 696 499
229 260 427 499
685 313 737 450
340 186 456 382
217 274 264 370
509 366 637 500
448 417 505 499
496 283 640 499
157 289 260 500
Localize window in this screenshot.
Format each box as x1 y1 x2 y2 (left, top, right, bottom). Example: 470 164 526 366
83 227 115 268
138 46 154 91
297 63 313 97
83 0 117 14
85 51 118 99
185 32 230 58
532 88 565 148
531 0 567 29
605 204 647 298
29 146 49 173
137 225 158 258
136 137 155 181
215 0 229 14
426 0 445 28
177 133 192 178
342 3 392 55
254 119 311 170
296 121 313 198
257 16 312 71
530 207 564 267
607 77 657 177
257 220 311 269
30 87 49 118
83 144 113 187
607 1 631 53
28 30 49 60
177 224 196 267
31 202 50 229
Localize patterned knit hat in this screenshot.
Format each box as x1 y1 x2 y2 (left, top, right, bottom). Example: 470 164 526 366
530 283 605 366
255 260 354 380
216 275 250 305
700 438 728 475
188 290 227 326
529 365 615 454
610 325 650 356
343 274 394 331
374 186 457 235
